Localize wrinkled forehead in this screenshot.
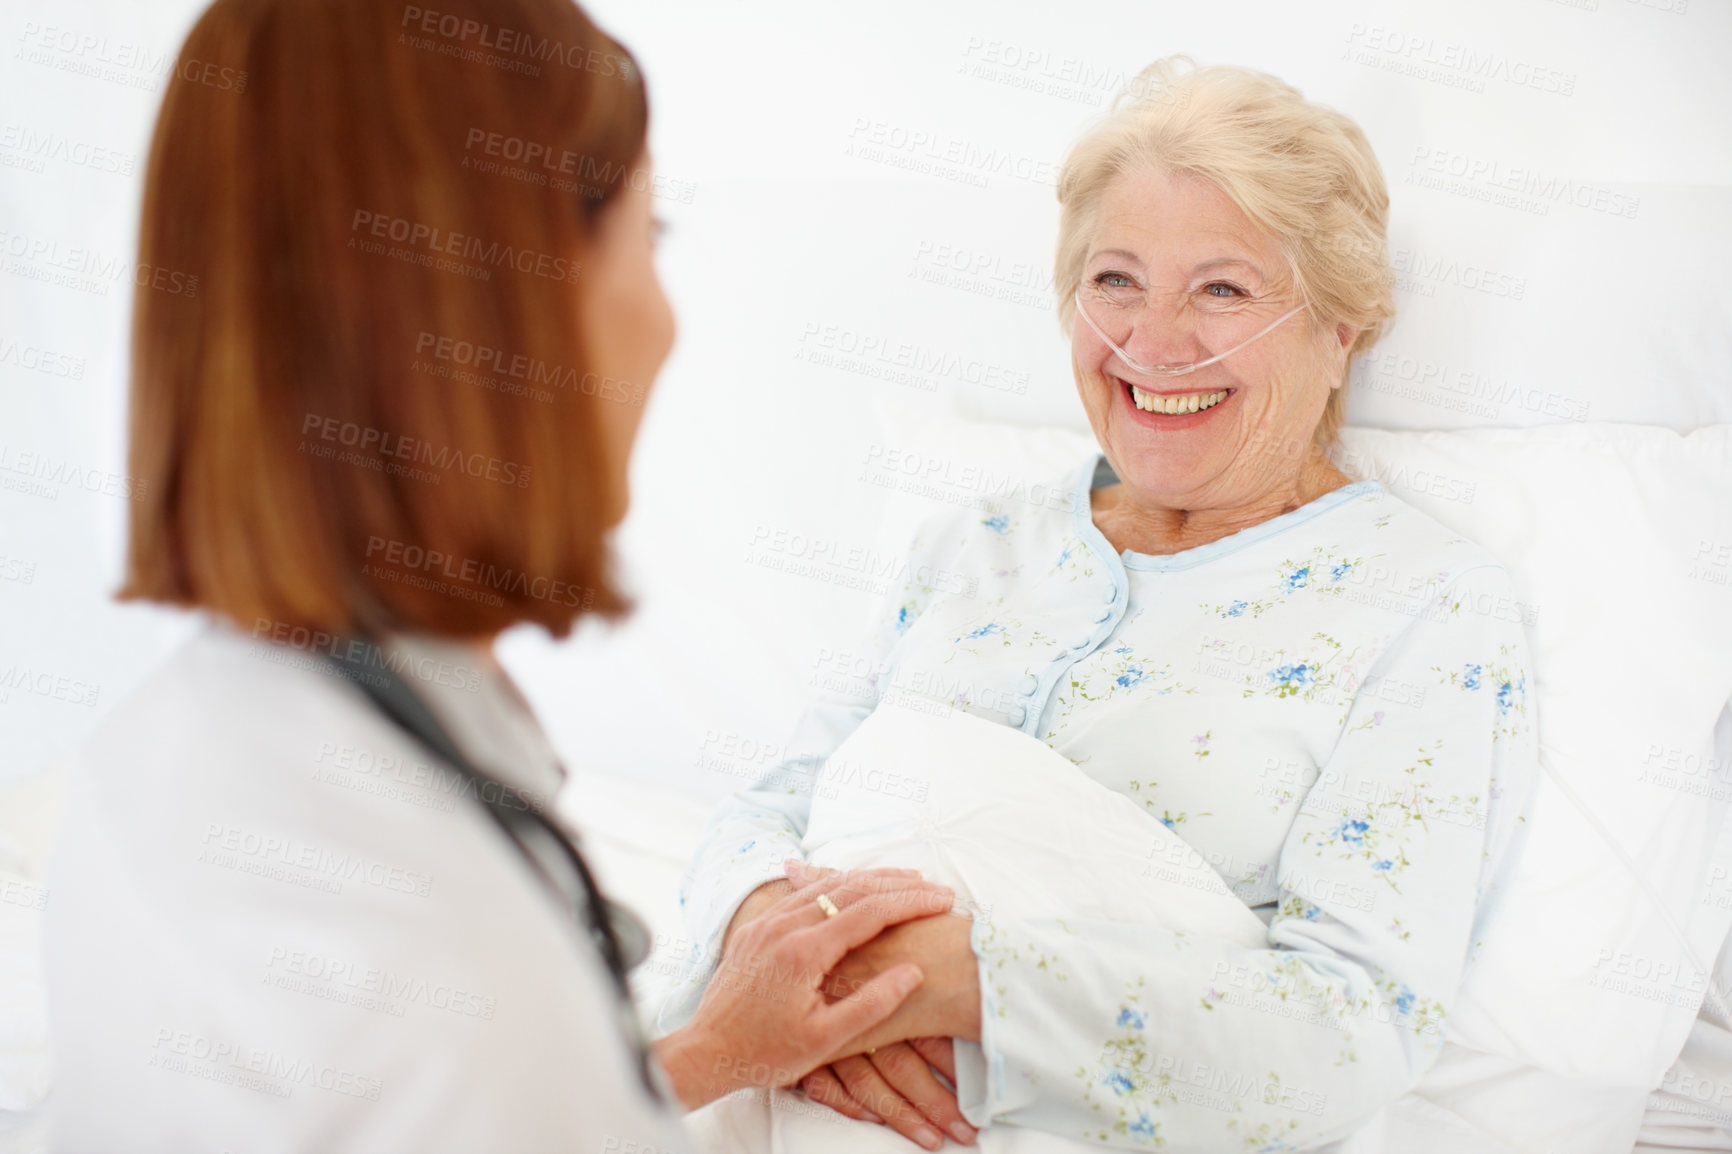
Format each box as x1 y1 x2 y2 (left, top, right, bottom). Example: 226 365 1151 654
1085 168 1287 286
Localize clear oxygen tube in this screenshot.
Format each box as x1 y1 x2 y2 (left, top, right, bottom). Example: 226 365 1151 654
1072 289 1308 377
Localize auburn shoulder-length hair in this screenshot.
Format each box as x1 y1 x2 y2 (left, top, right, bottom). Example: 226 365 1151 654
122 0 647 639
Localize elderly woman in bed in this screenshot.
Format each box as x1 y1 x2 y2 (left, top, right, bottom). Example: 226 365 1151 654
670 57 1536 1151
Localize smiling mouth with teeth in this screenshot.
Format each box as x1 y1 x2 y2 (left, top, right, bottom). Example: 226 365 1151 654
1126 381 1232 415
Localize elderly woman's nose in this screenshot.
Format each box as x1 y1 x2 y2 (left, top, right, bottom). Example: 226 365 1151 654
1117 310 1205 365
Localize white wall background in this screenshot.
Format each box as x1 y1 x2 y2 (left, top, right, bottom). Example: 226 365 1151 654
3 0 1729 799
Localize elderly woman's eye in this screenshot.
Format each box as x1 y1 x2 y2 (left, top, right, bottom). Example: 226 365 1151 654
1095 271 1135 289
1203 282 1244 298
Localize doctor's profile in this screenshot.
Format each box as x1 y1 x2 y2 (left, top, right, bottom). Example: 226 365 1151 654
43 0 956 1149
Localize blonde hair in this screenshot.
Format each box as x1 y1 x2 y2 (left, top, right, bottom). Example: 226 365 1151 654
1054 56 1394 450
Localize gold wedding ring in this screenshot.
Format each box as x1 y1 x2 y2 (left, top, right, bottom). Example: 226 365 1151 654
815 892 840 918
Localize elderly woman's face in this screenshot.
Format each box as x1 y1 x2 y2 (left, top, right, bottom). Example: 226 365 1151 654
1072 167 1349 507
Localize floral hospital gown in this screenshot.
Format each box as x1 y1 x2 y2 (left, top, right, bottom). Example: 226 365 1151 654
665 453 1539 1151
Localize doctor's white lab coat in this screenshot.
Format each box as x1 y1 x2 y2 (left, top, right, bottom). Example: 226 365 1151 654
44 619 691 1153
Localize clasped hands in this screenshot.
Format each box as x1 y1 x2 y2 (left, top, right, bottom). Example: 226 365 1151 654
657 860 981 1150
782 860 982 1151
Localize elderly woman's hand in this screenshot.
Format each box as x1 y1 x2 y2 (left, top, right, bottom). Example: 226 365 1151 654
652 868 954 1110
815 897 983 1046
800 1038 975 1151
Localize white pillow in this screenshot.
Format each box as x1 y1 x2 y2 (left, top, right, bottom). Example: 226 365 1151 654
1341 184 1732 434
1325 422 1732 1087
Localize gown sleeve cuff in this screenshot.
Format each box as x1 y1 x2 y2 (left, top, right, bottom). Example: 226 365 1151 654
955 914 1040 1127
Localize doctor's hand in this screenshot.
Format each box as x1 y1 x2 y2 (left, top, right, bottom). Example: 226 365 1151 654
652 867 955 1111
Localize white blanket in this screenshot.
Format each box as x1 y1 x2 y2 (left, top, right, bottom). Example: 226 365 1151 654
684 694 1645 1153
